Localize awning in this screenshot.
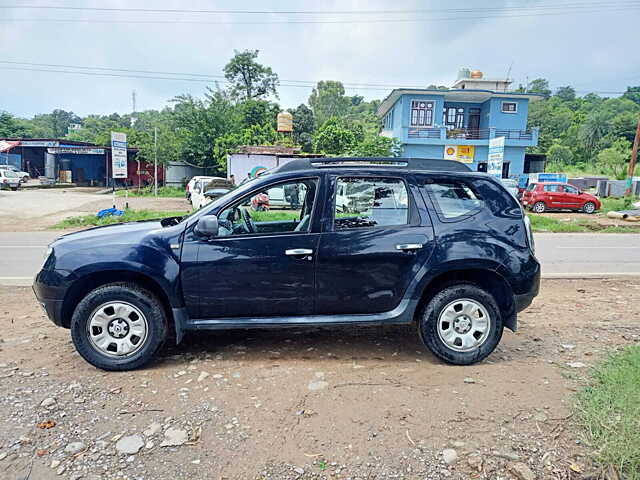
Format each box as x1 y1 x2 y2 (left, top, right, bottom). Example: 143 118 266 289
0 140 20 153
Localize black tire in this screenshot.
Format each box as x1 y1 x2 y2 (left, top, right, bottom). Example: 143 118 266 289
70 282 168 371
418 283 503 365
582 201 596 214
532 201 546 213
10 186 18 191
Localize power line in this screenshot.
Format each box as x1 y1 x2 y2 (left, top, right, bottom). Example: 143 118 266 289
1 5 639 24
0 64 629 95
1 1 638 15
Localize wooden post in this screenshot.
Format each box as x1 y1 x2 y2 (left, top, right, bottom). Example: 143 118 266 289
625 113 640 196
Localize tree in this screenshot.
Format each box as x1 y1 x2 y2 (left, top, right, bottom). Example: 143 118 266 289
579 110 612 161
349 135 401 157
289 104 315 152
30 109 80 137
223 50 279 101
547 144 573 166
527 78 552 98
308 81 351 126
596 138 631 179
312 117 356 155
555 86 576 102
0 111 31 137
622 86 640 105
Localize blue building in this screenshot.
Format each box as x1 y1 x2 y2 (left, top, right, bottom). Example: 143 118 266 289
377 72 544 177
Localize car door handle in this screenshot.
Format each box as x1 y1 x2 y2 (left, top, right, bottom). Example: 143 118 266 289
396 243 423 251
285 248 313 256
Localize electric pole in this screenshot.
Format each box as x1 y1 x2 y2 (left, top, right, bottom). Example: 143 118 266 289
154 127 158 197
625 113 640 196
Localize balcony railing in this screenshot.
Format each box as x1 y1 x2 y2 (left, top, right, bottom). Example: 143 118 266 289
407 126 538 142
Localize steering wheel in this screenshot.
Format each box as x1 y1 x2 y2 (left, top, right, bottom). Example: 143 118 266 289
240 208 257 234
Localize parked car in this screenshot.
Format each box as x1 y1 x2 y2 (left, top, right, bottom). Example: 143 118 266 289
185 176 217 201
191 177 233 210
500 178 519 199
0 164 29 182
33 157 540 371
522 182 601 214
0 169 22 190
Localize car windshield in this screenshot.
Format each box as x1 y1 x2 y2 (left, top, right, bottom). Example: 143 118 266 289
4 170 20 178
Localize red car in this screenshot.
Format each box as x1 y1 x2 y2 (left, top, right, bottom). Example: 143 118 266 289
522 182 601 214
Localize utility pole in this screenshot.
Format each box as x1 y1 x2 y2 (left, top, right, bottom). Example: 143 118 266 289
625 113 640 196
154 127 158 197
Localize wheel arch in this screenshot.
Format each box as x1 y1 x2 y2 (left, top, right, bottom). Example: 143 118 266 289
60 270 175 330
417 268 516 331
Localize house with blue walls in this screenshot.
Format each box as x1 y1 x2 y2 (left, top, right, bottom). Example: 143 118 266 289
377 71 544 177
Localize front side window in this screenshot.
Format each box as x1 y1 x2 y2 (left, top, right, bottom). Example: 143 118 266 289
216 178 317 237
410 100 434 127
563 185 578 194
334 177 409 230
428 181 484 219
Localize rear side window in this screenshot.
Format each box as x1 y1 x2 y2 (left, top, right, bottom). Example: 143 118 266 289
543 184 559 192
428 181 483 219
334 177 409 230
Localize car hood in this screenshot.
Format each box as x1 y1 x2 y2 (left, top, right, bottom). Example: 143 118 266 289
53 220 166 248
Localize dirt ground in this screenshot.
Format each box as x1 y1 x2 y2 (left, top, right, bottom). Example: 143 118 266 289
1 279 639 480
0 188 190 232
537 210 638 228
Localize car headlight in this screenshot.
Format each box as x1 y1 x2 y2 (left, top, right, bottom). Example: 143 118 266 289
41 246 53 269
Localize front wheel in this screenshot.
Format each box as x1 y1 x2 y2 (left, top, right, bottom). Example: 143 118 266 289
582 201 596 214
418 284 503 365
70 283 168 371
532 201 546 213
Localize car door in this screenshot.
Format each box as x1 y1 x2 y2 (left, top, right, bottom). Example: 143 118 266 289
543 184 561 208
180 176 321 319
561 184 581 208
315 175 434 315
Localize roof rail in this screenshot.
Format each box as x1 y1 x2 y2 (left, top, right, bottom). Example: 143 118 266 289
273 157 472 174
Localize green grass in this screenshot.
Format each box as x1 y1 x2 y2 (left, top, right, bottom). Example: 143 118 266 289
575 346 640 478
599 196 639 214
52 209 188 229
527 213 640 233
250 210 300 222
116 186 185 198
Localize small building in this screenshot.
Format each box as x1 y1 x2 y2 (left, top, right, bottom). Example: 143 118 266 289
226 146 323 185
0 138 163 187
377 70 544 178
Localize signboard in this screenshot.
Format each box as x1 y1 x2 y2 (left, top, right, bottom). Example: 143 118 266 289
487 136 505 178
48 147 105 155
20 140 59 147
110 132 128 179
444 145 475 163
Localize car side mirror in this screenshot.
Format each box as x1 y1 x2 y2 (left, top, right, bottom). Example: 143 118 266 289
195 215 219 237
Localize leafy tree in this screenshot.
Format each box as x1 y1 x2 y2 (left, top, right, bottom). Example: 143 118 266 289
579 110 612 161
527 78 552 98
596 138 631 179
555 86 576 102
622 86 640 105
611 111 639 143
308 81 351 125
237 99 279 129
289 104 315 152
547 144 573 165
312 117 356 154
30 109 80 137
349 135 401 157
0 111 31 137
223 50 279 101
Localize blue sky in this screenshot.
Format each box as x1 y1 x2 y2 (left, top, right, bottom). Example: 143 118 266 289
1 0 638 117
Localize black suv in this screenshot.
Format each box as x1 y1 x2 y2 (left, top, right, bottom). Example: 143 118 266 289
34 158 540 371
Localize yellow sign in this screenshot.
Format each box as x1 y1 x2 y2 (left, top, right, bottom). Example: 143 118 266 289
444 145 475 163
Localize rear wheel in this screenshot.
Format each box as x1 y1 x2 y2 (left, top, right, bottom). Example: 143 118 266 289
532 201 546 213
418 284 503 365
70 283 167 371
582 201 596 214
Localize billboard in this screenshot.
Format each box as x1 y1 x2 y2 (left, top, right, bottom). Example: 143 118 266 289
444 145 475 163
111 132 128 179
487 136 505 178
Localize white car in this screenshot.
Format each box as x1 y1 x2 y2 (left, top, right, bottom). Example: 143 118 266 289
500 178 519 198
0 170 22 190
190 177 233 210
186 176 217 201
0 165 29 182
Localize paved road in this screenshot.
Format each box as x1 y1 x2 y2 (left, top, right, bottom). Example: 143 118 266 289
0 232 638 286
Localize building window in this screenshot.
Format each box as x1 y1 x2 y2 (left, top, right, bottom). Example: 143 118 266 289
501 101 517 113
410 100 434 127
444 107 464 129
383 110 394 129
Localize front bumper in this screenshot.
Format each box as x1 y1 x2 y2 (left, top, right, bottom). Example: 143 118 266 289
33 269 72 327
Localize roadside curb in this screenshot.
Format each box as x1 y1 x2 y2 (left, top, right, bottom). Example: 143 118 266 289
542 272 640 279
